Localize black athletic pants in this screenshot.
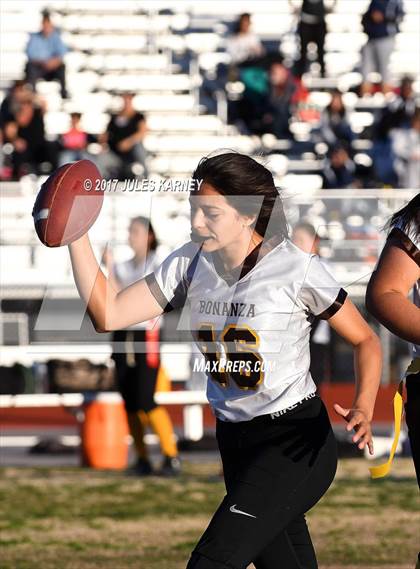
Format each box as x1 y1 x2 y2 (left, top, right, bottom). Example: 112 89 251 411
406 372 420 487
187 396 337 569
296 21 326 77
111 329 159 413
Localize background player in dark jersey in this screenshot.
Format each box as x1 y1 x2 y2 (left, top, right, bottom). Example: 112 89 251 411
68 152 381 569
104 216 180 476
366 194 419 568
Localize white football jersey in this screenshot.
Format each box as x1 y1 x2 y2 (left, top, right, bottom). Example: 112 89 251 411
145 235 347 421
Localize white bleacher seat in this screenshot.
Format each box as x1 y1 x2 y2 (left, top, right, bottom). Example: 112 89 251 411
80 112 110 135
0 246 32 285
187 0 291 15
281 174 323 193
252 13 294 37
65 34 148 52
133 94 195 113
87 53 170 73
0 32 28 54
325 32 366 52
390 52 420 76
99 74 193 93
1 220 34 245
149 156 202 176
348 112 374 133
62 14 171 33
0 11 39 33
67 71 98 94
147 114 223 134
198 52 231 73
33 247 72 280
0 52 26 80
155 34 186 54
144 134 255 154
64 92 113 114
265 154 289 178
325 13 362 33
44 111 70 136
185 33 222 54
35 81 61 95
64 51 87 73
325 53 360 76
307 91 332 109
58 0 141 13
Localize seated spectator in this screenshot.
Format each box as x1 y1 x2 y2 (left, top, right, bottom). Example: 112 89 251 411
58 113 92 166
360 0 404 95
226 13 264 66
319 90 355 147
264 62 308 138
391 108 420 189
0 80 28 127
3 91 57 179
372 76 416 185
322 144 357 189
98 93 148 180
376 76 416 137
25 10 68 99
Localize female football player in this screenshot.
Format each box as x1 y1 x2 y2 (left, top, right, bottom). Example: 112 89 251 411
366 194 419 569
68 152 381 569
366 194 419 483
104 216 180 476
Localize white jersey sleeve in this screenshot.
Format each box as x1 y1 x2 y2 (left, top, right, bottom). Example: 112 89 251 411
298 254 347 320
145 241 201 312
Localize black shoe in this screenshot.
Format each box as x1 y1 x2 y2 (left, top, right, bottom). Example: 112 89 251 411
126 457 153 477
159 455 181 477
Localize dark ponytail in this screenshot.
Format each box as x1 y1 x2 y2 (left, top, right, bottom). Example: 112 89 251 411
387 193 420 237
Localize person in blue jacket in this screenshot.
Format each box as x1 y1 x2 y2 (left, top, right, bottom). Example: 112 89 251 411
25 10 68 98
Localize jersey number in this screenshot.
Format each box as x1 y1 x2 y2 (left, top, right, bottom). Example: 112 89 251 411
196 324 264 390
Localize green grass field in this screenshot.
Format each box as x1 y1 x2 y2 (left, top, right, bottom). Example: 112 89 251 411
0 459 418 569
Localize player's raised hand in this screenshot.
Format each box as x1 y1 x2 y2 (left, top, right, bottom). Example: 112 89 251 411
333 403 374 455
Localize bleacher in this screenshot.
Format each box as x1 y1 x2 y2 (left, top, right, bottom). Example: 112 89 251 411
0 1 419 367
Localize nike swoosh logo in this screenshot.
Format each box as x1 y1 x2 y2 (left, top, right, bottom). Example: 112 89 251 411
229 504 257 518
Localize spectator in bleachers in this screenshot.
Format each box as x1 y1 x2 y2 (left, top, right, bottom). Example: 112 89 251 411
391 107 420 189
0 80 28 127
322 143 357 189
25 10 68 99
98 92 148 180
290 0 337 78
263 61 308 138
372 76 415 185
3 90 57 179
226 13 264 66
319 89 355 147
58 113 91 166
360 0 404 96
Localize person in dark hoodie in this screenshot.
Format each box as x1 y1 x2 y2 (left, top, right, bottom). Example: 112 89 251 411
360 0 404 95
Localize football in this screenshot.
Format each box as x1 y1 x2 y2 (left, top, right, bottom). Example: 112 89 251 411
32 160 104 247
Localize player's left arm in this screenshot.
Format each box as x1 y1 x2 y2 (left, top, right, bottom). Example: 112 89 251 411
327 297 382 454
